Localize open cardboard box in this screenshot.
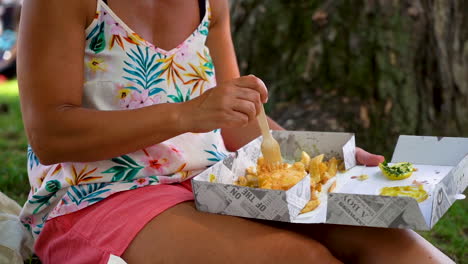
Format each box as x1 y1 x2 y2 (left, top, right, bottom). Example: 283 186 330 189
192 131 468 230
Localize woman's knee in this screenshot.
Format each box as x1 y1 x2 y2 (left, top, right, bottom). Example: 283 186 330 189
373 228 419 249
353 228 452 264
293 239 341 264
257 232 341 264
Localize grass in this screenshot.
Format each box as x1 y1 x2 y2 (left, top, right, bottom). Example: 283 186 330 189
0 80 466 263
0 80 29 204
421 200 468 263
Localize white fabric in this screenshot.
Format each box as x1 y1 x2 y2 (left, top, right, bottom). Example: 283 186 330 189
108 254 127 264
0 191 33 264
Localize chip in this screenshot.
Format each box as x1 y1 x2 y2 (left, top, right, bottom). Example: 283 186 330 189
234 151 344 214
300 198 320 214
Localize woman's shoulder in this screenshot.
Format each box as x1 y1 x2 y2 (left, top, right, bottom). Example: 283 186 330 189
21 0 96 30
208 0 230 27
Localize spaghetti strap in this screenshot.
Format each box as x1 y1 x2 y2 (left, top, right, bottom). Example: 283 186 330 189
199 0 206 23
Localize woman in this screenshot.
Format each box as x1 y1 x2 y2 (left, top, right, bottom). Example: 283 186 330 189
17 0 453 263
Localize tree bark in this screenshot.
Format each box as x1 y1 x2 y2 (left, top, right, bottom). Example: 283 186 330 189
229 0 468 156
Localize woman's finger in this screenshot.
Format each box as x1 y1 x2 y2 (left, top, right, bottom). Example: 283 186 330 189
234 87 262 116
224 109 249 128
356 147 385 166
231 99 257 123
233 75 268 103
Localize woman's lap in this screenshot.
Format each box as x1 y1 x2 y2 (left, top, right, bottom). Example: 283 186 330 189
122 201 452 264
121 201 341 264
36 183 341 264
35 182 452 264
281 222 453 264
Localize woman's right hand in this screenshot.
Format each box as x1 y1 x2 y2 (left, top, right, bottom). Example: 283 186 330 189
179 75 269 133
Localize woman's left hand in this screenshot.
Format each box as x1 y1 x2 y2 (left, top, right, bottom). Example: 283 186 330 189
355 147 385 166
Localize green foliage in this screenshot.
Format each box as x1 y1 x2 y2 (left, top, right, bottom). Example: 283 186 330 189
102 155 144 182
88 22 106 54
204 144 228 162
27 146 39 169
168 83 191 102
29 181 61 214
123 45 165 92
68 183 111 205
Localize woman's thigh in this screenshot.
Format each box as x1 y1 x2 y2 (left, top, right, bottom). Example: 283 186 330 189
121 201 341 264
291 224 454 264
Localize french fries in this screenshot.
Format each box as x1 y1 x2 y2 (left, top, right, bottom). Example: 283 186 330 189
235 150 344 214
240 160 307 191
300 199 320 214
301 153 342 213
328 181 337 193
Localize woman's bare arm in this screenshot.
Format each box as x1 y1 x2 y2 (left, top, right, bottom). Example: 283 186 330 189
17 0 197 165
207 0 283 152
18 0 266 165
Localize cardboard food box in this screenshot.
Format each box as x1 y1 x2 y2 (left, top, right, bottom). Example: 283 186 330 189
192 131 355 222
192 131 468 230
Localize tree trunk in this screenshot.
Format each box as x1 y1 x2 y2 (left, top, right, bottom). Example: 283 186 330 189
229 0 468 157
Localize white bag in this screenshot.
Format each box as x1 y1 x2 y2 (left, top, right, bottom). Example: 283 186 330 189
0 191 33 264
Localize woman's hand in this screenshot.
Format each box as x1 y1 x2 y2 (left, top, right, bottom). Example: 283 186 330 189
355 147 385 166
179 75 268 133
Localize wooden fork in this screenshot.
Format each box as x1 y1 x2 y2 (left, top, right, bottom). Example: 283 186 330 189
257 105 283 164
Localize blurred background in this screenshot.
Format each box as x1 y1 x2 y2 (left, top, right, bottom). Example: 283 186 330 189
0 0 19 78
228 0 467 262
230 0 468 158
0 0 466 262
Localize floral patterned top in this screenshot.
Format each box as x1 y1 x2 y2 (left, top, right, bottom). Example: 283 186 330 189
20 0 229 239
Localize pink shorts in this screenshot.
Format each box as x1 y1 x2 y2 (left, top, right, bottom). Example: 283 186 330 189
34 181 194 264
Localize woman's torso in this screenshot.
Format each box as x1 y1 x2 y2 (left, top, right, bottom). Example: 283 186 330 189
20 0 229 239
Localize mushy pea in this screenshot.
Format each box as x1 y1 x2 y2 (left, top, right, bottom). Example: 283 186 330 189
379 161 414 180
